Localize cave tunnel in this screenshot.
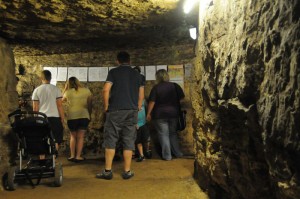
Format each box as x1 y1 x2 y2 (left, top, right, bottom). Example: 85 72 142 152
0 0 299 199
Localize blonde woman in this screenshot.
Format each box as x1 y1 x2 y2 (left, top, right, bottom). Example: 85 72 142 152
146 69 184 160
63 77 92 162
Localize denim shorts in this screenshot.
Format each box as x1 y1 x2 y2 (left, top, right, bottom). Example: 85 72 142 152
103 110 138 150
67 118 90 131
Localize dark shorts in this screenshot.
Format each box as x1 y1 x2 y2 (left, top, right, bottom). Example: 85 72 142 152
103 110 138 150
135 124 150 144
48 117 64 144
67 118 90 131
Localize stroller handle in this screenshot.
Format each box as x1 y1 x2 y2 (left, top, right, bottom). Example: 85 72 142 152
8 110 48 122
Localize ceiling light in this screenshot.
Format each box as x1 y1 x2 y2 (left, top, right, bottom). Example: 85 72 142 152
183 0 199 14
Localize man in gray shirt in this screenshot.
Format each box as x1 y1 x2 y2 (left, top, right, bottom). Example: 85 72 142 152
96 51 144 180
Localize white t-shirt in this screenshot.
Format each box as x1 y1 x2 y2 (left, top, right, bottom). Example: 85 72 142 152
32 84 62 117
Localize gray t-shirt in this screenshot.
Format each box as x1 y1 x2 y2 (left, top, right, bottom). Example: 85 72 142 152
32 84 62 117
106 65 144 111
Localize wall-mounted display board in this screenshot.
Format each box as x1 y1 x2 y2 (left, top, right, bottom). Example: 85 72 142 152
42 64 192 84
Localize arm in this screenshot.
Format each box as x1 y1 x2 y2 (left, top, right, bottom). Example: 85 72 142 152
146 101 155 121
138 86 144 110
32 101 39 112
56 98 64 124
87 95 93 118
102 82 112 112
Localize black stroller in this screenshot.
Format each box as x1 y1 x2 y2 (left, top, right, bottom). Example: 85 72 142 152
5 110 63 190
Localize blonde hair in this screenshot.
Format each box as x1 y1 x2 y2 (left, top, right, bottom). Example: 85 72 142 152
67 76 82 91
155 69 169 83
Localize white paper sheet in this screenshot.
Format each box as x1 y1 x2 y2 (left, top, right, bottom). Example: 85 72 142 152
57 67 68 82
132 66 145 76
156 65 168 71
145 65 156 80
109 66 117 71
88 67 108 82
68 67 88 82
139 66 145 76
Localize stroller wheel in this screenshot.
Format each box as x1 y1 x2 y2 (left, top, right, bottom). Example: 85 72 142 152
54 163 63 187
6 166 18 191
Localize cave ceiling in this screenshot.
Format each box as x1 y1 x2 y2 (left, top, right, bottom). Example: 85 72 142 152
0 0 198 55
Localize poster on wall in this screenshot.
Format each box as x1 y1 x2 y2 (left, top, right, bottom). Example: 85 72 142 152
57 67 68 82
43 67 57 85
184 63 193 78
88 67 108 82
68 67 88 82
139 66 145 76
168 65 184 89
156 65 168 71
145 65 156 80
132 66 145 76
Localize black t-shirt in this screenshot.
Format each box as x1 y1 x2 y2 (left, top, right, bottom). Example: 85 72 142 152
149 82 184 119
106 65 144 111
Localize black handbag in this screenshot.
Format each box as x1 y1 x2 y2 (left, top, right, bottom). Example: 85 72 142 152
177 109 187 131
174 83 187 131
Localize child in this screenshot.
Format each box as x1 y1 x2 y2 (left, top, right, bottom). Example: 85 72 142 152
135 99 151 162
133 66 151 161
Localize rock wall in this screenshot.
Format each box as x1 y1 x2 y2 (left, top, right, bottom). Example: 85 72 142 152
0 38 18 191
14 44 195 157
192 0 300 198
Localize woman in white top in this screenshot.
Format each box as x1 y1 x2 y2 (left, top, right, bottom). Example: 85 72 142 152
63 77 92 162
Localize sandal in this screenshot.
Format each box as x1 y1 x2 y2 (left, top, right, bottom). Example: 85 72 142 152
68 157 75 162
74 157 86 162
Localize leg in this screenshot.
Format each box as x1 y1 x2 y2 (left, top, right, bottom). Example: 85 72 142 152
137 143 144 157
69 131 77 158
105 148 115 170
169 118 183 157
123 150 133 171
75 130 85 159
154 119 172 160
96 148 115 180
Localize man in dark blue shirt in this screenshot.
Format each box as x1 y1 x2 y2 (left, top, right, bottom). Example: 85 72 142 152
96 51 144 180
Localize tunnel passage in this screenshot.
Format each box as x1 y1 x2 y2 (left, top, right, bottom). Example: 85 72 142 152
1 0 300 199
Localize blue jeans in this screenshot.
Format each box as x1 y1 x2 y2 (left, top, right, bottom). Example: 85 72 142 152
153 118 183 160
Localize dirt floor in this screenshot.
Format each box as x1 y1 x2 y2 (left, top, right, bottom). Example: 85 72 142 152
1 154 209 199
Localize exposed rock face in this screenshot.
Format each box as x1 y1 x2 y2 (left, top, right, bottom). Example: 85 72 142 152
0 38 18 190
192 0 300 198
0 0 193 54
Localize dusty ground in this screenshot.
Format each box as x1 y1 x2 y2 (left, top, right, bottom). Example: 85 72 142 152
1 155 209 199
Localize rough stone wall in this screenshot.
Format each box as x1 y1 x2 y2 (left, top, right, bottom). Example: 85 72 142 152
14 44 195 157
0 38 18 191
191 0 300 199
